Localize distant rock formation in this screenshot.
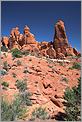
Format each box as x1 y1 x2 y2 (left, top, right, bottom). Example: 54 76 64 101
1 20 80 59
53 20 69 50
53 20 80 58
23 25 36 44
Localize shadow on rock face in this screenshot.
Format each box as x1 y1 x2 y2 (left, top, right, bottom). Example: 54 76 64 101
54 112 66 121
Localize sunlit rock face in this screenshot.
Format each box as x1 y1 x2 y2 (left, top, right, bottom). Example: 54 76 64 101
53 20 69 57
53 20 80 58
23 25 37 44
1 20 80 58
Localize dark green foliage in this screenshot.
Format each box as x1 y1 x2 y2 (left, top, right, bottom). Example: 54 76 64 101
1 46 8 52
1 78 32 121
15 79 27 92
15 79 32 106
63 77 81 121
62 77 68 83
59 62 64 66
17 60 22 66
70 62 81 70
66 54 73 56
1 96 26 121
23 69 29 74
12 73 17 78
3 61 9 71
19 92 32 106
11 48 22 58
72 62 81 70
31 107 48 120
48 65 53 68
22 50 30 56
1 81 9 88
23 69 32 74
1 70 7 76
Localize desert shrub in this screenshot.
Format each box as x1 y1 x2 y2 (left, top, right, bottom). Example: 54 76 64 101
69 62 81 70
11 48 22 58
66 54 73 56
3 61 9 71
15 79 27 92
31 107 48 120
22 50 30 56
0 70 7 76
12 73 17 78
23 69 31 74
62 77 68 83
1 46 8 52
72 62 81 70
17 60 22 66
15 79 32 106
1 96 26 121
1 81 9 88
59 62 64 66
19 92 32 106
48 65 53 68
46 58 53 64
63 77 81 121
3 53 8 58
23 69 28 74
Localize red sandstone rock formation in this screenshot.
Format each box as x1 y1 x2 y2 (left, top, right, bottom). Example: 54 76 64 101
53 20 69 50
1 36 9 48
53 20 79 57
53 20 69 58
23 25 36 44
46 45 56 59
1 20 80 58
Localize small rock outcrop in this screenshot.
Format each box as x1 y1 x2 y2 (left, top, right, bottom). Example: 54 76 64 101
1 36 9 48
23 25 36 44
46 45 56 59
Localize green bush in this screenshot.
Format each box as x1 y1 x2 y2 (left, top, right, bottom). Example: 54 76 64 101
1 46 8 52
1 78 32 121
22 50 30 56
72 62 81 70
23 69 31 74
12 73 17 78
15 79 27 92
19 92 32 106
1 70 7 76
31 107 48 120
62 77 68 83
11 48 22 58
23 69 29 74
70 62 81 70
17 60 22 66
3 61 8 71
1 81 9 88
59 62 64 66
1 96 26 121
63 77 81 121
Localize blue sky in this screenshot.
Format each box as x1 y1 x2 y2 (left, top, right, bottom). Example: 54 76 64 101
1 1 81 51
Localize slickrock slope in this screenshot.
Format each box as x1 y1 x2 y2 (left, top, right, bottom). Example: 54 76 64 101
1 20 81 120
1 51 80 120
